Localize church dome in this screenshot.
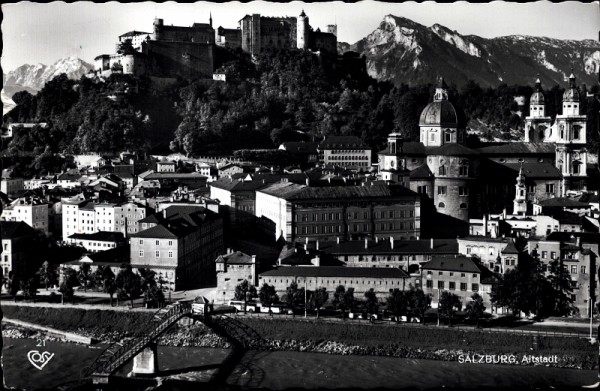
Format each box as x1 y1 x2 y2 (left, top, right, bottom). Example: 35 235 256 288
563 73 580 102
419 77 458 127
530 78 545 105
419 100 458 127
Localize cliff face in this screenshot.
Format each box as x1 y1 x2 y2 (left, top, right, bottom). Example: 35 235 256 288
345 15 600 87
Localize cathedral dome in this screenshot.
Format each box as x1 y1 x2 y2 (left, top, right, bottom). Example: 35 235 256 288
530 78 545 105
563 73 580 102
419 77 458 127
419 100 458 127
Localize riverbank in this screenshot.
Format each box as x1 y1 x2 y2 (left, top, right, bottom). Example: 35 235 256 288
2 306 597 370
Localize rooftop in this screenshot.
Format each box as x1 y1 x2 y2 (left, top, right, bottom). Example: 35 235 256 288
216 251 255 264
260 266 409 279
258 182 417 200
68 231 125 242
475 142 555 155
318 136 370 150
316 239 458 255
421 256 484 273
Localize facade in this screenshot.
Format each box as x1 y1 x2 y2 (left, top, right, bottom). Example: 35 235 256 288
67 231 126 252
216 26 242 48
318 136 372 171
114 202 152 236
215 250 257 303
239 11 336 57
259 266 409 299
1 177 24 196
255 182 421 242
419 79 466 146
529 232 599 316
130 206 224 290
457 237 519 274
1 196 49 235
421 256 498 311
0 221 37 279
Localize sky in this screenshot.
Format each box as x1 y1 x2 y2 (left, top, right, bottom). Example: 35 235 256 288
1 1 599 72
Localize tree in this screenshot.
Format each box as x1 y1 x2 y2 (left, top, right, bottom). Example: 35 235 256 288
408 286 432 322
234 279 258 311
37 261 58 290
309 287 328 318
465 293 486 327
139 268 164 308
332 285 355 319
547 258 577 316
438 291 462 326
387 289 410 322
21 276 39 301
59 268 78 304
259 283 279 311
115 264 142 308
78 263 93 292
364 288 379 315
8 272 19 302
284 281 305 316
101 267 117 306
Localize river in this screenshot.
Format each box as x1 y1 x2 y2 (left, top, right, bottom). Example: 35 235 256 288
3 338 597 390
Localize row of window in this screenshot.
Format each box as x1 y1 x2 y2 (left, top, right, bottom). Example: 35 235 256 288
328 155 369 161
138 250 174 258
436 186 469 196
427 271 477 279
138 239 174 246
438 166 469 176
438 202 468 209
297 221 417 235
299 210 415 222
426 280 478 291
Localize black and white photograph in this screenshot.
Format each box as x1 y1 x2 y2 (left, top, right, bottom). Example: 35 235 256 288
1 1 600 390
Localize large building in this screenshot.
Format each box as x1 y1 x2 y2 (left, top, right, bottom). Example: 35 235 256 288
239 11 336 56
255 182 421 242
1 196 49 235
215 250 257 303
318 136 372 171
130 206 224 290
0 221 38 279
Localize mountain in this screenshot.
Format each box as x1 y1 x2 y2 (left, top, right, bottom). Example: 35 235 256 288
347 15 600 87
3 56 93 97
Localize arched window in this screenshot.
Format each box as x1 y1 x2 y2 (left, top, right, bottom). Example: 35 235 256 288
573 161 581 175
438 202 446 208
573 125 581 140
460 203 468 209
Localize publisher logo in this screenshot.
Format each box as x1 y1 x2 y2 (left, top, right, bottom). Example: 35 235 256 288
27 351 55 370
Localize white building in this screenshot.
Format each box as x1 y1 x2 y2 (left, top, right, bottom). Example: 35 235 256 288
1 196 49 235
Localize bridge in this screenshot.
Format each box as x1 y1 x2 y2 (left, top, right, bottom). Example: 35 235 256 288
80 301 262 386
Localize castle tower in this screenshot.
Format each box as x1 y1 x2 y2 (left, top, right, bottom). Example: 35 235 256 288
555 73 587 195
419 77 463 146
152 18 164 41
327 24 337 36
524 78 553 142
297 10 309 50
209 12 213 28
513 164 527 216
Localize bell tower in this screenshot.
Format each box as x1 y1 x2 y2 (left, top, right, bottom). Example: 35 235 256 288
524 78 553 143
513 164 527 216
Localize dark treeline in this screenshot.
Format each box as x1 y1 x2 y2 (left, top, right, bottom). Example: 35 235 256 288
4 48 599 162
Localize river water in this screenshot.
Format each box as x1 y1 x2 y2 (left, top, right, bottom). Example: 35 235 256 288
3 338 597 390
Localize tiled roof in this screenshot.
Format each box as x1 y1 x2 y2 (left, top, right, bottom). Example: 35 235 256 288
258 182 417 200
280 142 319 154
132 224 181 239
316 239 458 255
501 240 520 254
409 165 433 179
537 198 590 208
78 246 129 264
318 136 369 150
475 142 555 155
421 256 483 273
545 232 600 243
501 162 560 179
427 143 479 156
1 221 37 239
260 266 409 279
118 30 151 37
68 231 125 242
216 251 254 264
144 172 207 180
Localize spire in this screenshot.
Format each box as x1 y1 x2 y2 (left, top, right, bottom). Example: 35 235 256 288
300 9 306 17
433 76 448 102
209 12 213 27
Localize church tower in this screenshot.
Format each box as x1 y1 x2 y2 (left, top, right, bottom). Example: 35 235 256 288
524 78 553 143
513 164 527 216
555 73 587 195
418 77 463 146
297 10 309 50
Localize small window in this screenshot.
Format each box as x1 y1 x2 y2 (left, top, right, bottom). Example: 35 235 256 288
460 203 468 209
438 202 445 208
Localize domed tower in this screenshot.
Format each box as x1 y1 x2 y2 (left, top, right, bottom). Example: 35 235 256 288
297 10 309 50
513 163 527 216
524 78 553 142
419 77 463 146
555 73 587 195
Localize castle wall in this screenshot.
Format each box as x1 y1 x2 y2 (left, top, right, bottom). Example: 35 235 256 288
146 40 213 79
155 25 214 44
309 32 337 55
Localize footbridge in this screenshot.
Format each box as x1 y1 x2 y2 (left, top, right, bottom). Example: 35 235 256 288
80 301 261 386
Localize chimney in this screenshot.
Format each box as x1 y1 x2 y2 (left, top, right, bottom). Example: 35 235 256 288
390 236 394 249
316 240 320 251
483 214 488 237
304 243 308 251
430 238 434 249
306 237 309 244
375 237 379 243
502 208 507 219
336 237 340 244
364 238 368 249
576 236 581 247
312 256 321 267
163 208 167 219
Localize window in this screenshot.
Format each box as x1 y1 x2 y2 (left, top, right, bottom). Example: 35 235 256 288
449 282 455 290
427 271 432 275
573 162 581 175
460 283 467 291
155 251 160 258
461 273 466 278
139 250 144 257
438 202 446 208
445 132 451 142
550 251 556 259
168 240 173 246
573 125 581 139
581 266 587 274
438 271 443 275
459 165 468 176
472 274 477 278
570 265 577 274
437 186 447 195
139 239 144 245
472 283 479 291
459 187 469 196
155 240 160 246
460 203 468 209
426 280 433 288
438 281 445 289
546 184 555 194
417 185 428 194
439 166 447 175
541 251 547 259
